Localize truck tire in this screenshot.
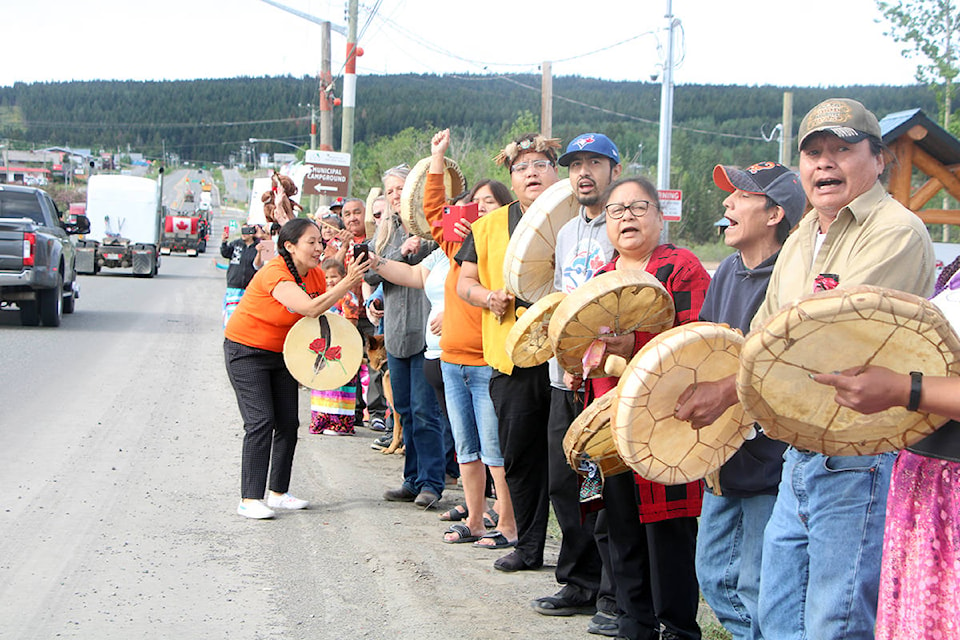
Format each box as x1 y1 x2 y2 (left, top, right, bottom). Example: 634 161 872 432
39 274 63 327
63 285 76 314
199 239 207 253
19 300 40 326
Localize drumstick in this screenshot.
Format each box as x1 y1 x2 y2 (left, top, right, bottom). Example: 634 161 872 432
604 355 628 377
315 218 345 233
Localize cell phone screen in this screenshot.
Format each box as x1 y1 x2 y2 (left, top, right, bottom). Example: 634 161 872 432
353 244 369 261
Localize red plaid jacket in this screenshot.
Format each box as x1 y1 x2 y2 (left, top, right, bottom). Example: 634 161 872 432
587 245 711 523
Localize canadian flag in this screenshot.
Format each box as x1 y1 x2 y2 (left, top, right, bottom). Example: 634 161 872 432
175 217 190 231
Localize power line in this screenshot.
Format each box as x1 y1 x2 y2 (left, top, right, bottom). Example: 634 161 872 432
481 74 768 142
20 116 309 129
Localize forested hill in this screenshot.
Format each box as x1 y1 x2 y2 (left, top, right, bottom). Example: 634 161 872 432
0 74 939 243
0 74 934 163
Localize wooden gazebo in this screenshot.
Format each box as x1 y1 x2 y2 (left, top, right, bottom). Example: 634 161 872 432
882 109 960 225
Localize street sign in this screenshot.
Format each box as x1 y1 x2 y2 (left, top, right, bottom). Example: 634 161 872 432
303 150 352 198
659 189 682 222
229 219 238 231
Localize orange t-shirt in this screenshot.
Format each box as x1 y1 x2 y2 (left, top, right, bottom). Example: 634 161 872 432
225 256 327 352
423 172 485 366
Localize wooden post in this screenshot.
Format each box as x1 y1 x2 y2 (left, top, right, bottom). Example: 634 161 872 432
887 137 914 207
781 92 793 167
320 21 333 152
541 61 553 138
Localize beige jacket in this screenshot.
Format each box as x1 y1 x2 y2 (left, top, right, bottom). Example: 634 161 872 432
753 182 935 330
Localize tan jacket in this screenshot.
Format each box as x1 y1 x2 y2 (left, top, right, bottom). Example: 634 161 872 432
753 182 935 330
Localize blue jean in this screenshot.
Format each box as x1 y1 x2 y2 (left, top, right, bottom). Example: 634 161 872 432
697 491 777 640
387 351 445 497
440 361 502 466
758 449 894 640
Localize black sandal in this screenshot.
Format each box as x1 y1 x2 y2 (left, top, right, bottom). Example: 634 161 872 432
438 505 468 521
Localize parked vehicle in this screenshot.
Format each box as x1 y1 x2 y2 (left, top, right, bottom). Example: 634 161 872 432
77 173 164 277
0 184 90 326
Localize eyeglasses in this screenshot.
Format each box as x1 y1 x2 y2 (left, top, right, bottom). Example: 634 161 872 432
510 160 554 174
604 200 658 219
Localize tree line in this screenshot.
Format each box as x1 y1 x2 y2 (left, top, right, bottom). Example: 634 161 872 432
0 74 940 244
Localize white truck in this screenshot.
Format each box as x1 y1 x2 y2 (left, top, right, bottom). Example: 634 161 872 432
76 173 164 277
246 177 272 226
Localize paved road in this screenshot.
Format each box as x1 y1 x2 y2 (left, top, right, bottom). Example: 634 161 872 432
0 225 603 639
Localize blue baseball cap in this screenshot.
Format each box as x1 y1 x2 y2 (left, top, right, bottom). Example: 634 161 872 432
558 133 621 167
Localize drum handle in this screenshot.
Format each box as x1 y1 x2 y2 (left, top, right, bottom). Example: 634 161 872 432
605 355 627 377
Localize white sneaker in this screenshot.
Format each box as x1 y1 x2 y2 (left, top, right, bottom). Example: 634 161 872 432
237 500 275 519
267 493 309 510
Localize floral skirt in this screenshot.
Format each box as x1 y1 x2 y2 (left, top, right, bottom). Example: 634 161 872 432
309 376 357 435
876 450 960 639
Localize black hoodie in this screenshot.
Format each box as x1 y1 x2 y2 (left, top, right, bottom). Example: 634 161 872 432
700 250 786 497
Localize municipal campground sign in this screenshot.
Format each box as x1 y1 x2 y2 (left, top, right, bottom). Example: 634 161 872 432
302 150 352 199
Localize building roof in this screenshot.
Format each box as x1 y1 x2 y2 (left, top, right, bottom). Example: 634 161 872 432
880 108 960 166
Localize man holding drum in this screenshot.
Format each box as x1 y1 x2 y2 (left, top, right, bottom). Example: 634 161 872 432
748 99 934 639
675 161 805 640
456 133 561 572
532 133 621 627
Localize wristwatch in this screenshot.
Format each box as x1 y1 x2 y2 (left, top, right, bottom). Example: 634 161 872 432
907 371 923 412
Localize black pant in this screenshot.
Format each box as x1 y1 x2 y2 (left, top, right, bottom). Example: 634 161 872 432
594 508 621 616
224 339 300 499
489 364 551 566
547 387 602 597
603 472 701 640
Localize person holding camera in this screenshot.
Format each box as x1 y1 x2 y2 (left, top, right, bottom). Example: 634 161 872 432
220 223 266 328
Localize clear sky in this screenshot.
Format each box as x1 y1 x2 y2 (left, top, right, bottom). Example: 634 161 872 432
2 0 920 89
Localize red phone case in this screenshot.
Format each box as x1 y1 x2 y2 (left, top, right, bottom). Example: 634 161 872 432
442 202 480 242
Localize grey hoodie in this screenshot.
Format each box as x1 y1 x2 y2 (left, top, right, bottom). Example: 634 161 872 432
549 207 616 389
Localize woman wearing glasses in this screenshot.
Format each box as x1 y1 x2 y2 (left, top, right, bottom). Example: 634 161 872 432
579 177 710 640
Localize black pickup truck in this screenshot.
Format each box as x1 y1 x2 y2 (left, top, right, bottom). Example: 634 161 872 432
0 185 90 326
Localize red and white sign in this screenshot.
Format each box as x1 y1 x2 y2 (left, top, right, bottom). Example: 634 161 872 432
658 189 682 222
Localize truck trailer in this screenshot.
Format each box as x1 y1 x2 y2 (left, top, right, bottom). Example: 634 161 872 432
77 173 164 277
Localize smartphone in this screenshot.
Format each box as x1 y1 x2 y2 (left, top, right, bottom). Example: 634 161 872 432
223 225 229 235
352 243 369 262
443 202 480 242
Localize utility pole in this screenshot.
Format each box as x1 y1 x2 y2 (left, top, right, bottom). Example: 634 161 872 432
541 61 553 138
320 20 334 152
341 0 359 193
657 0 677 243
780 92 793 167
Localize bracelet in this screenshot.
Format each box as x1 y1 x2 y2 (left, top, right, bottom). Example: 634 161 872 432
907 371 923 412
485 291 494 309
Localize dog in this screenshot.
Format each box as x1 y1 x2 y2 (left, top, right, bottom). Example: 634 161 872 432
364 334 403 455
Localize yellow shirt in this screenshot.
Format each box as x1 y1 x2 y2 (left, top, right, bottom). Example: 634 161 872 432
468 203 518 375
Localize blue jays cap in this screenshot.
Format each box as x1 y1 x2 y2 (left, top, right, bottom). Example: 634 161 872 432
558 133 621 167
713 162 806 228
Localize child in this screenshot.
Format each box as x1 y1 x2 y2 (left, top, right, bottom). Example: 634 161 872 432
310 258 362 435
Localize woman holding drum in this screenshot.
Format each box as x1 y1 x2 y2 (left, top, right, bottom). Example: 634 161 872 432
225 218 368 519
579 176 710 640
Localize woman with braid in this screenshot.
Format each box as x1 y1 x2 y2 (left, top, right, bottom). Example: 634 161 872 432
225 218 369 519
